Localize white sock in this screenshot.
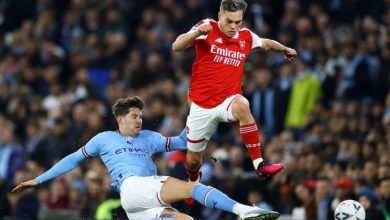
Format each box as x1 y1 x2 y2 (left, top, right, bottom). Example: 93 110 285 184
232 203 258 216
253 158 263 169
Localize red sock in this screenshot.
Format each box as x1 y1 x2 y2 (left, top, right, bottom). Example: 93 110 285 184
240 123 262 161
185 161 201 182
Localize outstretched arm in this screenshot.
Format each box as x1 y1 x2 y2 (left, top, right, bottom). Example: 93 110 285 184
11 149 87 193
261 39 297 61
10 179 38 193
151 129 187 153
168 129 187 151
172 22 212 51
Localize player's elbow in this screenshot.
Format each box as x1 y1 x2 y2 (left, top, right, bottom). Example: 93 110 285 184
172 35 188 51
260 39 273 51
172 41 184 52
172 43 180 52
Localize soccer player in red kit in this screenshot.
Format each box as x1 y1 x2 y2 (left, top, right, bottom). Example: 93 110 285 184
172 0 297 202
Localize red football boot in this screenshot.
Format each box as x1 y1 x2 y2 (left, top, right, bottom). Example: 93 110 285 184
256 161 284 180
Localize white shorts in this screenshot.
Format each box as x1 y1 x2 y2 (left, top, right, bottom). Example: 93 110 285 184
120 176 176 220
186 94 243 152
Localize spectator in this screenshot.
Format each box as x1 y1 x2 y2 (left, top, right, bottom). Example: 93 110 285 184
357 188 386 220
25 118 50 169
315 178 333 220
285 59 320 132
377 178 390 220
0 119 23 183
246 67 277 138
331 178 355 211
294 182 316 220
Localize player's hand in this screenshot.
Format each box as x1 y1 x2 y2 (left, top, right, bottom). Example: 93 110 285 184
283 48 297 61
10 179 38 193
196 23 212 35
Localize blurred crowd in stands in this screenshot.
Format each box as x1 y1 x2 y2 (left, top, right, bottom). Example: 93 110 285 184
0 0 389 219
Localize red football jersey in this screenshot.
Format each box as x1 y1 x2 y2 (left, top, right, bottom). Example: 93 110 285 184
188 19 263 108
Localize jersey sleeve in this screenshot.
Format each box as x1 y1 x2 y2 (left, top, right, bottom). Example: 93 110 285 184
82 133 104 158
250 30 263 49
149 130 187 153
187 19 211 41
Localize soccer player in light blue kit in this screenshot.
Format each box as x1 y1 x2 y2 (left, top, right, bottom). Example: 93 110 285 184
11 96 280 220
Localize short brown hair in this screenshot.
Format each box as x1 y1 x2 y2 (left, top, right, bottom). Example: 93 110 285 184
220 0 247 13
112 96 144 117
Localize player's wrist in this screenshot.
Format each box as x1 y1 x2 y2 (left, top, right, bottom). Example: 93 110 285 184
195 28 204 36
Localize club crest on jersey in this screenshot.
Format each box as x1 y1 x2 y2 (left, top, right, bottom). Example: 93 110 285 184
239 40 245 49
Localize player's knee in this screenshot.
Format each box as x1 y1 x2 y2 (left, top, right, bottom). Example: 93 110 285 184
232 98 251 118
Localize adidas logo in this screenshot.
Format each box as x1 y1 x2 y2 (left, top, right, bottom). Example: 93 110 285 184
215 38 223 43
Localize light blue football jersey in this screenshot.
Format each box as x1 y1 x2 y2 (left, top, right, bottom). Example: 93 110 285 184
36 130 186 192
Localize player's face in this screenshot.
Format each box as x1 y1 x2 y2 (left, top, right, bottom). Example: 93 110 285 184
218 10 244 38
119 107 143 136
